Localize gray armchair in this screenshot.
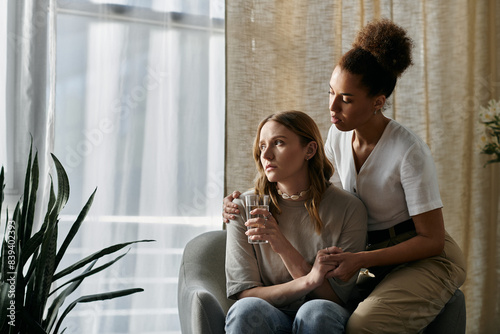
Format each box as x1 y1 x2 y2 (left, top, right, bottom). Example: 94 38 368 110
178 230 235 334
178 230 466 334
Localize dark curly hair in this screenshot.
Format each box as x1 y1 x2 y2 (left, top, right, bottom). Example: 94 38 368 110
338 19 413 98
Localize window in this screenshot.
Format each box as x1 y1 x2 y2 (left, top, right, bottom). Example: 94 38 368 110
53 1 225 332
0 0 6 168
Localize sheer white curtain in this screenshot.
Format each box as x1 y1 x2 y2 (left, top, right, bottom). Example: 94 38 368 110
0 0 6 166
2 0 225 333
2 0 57 222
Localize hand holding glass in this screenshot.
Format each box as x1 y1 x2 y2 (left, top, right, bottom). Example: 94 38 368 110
245 194 270 244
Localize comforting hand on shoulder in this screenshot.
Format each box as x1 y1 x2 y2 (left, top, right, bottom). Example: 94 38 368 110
222 190 241 223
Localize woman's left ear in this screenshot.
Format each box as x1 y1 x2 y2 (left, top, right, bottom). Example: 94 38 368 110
305 141 318 160
374 95 386 111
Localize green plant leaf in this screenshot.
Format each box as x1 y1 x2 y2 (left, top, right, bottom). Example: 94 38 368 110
49 154 70 217
50 250 130 296
54 188 97 271
53 288 144 334
20 228 45 268
29 211 58 322
44 176 57 227
52 240 154 281
24 241 40 292
0 210 11 281
29 153 73 321
0 282 10 330
44 260 98 332
20 143 33 248
24 152 39 246
20 307 48 334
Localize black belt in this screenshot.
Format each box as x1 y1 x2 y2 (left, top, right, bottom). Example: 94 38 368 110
367 219 415 245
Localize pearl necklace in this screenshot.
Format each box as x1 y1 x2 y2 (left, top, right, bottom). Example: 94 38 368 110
277 188 309 200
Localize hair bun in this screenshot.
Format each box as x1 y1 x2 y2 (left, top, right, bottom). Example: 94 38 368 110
352 19 413 77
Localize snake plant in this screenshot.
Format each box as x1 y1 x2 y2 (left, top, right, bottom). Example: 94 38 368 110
0 145 154 333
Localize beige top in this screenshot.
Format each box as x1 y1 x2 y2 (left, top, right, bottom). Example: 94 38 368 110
225 185 367 310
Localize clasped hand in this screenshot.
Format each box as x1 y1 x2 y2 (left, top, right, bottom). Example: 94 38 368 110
307 247 361 284
305 247 337 288
319 249 361 282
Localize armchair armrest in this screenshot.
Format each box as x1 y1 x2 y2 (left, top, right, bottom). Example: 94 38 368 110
178 230 234 334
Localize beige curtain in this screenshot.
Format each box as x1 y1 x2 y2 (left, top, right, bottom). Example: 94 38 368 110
225 1 500 333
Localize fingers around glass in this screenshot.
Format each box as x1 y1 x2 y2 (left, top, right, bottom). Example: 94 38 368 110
245 219 269 244
245 194 270 244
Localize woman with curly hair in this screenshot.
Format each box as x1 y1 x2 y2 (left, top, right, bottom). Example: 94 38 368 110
225 111 367 333
224 19 466 333
323 19 466 333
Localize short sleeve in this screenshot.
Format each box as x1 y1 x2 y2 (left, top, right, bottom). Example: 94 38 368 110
400 142 443 216
325 126 344 188
325 125 335 163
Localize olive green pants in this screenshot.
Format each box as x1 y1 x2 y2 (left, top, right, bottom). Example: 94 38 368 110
346 232 466 334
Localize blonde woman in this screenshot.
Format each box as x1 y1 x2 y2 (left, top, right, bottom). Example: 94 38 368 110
225 111 367 333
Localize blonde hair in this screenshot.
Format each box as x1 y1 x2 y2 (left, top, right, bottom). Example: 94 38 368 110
252 111 333 234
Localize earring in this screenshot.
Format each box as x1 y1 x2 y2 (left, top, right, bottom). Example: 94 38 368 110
374 110 378 115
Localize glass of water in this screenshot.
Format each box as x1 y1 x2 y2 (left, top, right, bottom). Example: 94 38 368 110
245 194 270 244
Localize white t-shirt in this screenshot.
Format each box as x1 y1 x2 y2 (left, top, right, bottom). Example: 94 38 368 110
325 119 443 231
